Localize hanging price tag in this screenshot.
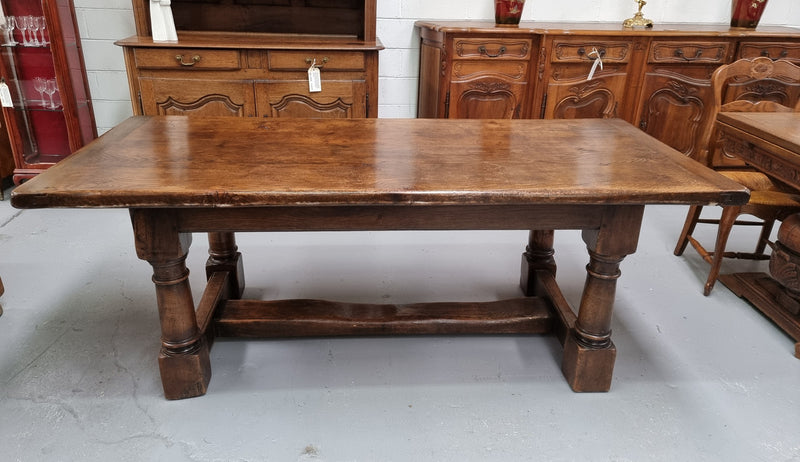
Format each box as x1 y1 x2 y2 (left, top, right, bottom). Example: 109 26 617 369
0 82 13 108
586 47 603 81
308 60 322 93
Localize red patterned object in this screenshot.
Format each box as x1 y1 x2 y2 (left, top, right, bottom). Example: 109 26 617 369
730 0 769 28
495 0 525 25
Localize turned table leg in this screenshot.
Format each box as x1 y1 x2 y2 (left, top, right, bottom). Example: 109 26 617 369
131 210 211 399
207 232 245 299
562 206 643 392
520 230 556 296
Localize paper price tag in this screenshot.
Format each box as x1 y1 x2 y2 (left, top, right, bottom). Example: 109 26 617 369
0 82 12 108
308 63 322 93
586 47 603 81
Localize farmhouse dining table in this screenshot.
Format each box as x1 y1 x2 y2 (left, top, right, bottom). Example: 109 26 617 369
715 111 800 358
11 116 748 399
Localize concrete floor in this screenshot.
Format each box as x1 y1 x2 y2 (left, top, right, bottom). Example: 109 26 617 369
0 189 798 461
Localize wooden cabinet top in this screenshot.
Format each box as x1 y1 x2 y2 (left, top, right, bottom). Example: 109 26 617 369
115 32 384 51
416 21 800 38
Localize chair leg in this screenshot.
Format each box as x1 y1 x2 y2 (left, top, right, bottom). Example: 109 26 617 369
755 218 776 255
704 205 741 296
675 205 703 256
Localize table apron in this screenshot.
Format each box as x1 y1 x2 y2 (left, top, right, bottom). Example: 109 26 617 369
163 204 618 233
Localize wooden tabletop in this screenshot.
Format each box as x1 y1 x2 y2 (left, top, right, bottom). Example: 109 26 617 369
717 112 800 157
11 116 748 209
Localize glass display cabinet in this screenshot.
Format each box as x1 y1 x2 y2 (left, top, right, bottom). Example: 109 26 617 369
0 0 95 184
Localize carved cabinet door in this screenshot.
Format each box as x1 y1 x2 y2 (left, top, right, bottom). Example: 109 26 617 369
635 40 734 158
636 69 713 157
139 79 257 117
445 37 532 119
539 39 635 121
447 75 528 119
541 68 629 119
255 81 366 118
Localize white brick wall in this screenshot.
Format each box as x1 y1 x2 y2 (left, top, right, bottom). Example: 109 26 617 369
73 0 800 132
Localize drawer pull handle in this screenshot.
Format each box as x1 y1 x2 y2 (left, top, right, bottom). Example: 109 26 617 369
305 57 329 68
478 45 506 58
760 49 789 59
175 55 201 66
674 48 703 61
578 47 606 59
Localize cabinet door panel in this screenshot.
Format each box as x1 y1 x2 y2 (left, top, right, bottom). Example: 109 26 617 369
543 67 628 119
637 70 710 157
256 81 366 118
139 79 256 117
447 77 526 119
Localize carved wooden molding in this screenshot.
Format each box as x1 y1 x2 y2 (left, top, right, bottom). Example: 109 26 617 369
271 95 351 117
159 94 244 116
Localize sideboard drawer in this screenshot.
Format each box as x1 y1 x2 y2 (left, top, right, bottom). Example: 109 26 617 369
452 38 532 60
552 40 632 63
268 51 366 71
649 41 731 64
134 48 242 70
738 41 800 63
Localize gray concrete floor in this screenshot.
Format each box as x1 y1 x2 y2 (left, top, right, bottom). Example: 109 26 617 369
0 188 798 461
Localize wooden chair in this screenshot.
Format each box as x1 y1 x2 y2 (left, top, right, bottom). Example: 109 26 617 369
674 57 800 295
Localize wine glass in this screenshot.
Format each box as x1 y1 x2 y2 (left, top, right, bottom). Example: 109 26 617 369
33 77 46 106
5 16 16 46
39 16 47 46
29 16 40 46
44 79 57 109
17 15 28 46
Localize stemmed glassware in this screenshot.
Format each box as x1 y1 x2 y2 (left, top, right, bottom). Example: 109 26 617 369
1 16 47 46
39 17 47 45
33 77 47 106
16 15 28 46
4 16 17 46
29 17 40 47
43 79 58 109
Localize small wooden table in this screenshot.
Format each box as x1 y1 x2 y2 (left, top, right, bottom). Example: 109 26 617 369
715 112 800 358
11 116 748 399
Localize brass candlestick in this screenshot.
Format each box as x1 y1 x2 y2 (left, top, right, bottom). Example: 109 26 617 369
623 0 653 28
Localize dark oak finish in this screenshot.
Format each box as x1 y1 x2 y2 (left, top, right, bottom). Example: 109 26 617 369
715 112 800 357
416 21 800 159
118 0 381 119
11 116 748 399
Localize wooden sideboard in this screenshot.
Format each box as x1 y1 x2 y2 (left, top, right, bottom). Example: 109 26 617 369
117 0 382 119
416 21 800 158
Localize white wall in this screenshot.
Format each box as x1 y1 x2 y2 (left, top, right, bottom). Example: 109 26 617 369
72 0 800 133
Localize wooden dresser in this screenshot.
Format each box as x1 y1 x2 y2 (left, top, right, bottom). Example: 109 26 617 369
117 0 382 119
416 21 800 158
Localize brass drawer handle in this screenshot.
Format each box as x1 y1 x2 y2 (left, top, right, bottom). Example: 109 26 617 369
674 48 703 61
578 47 606 59
760 49 789 59
175 55 201 67
305 57 329 68
478 45 506 58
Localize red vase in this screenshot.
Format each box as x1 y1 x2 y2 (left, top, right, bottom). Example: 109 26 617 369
495 0 525 26
730 0 768 28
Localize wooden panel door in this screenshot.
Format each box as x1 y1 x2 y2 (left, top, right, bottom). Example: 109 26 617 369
255 80 366 118
138 79 256 117
540 38 635 120
445 36 532 119
635 40 734 158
